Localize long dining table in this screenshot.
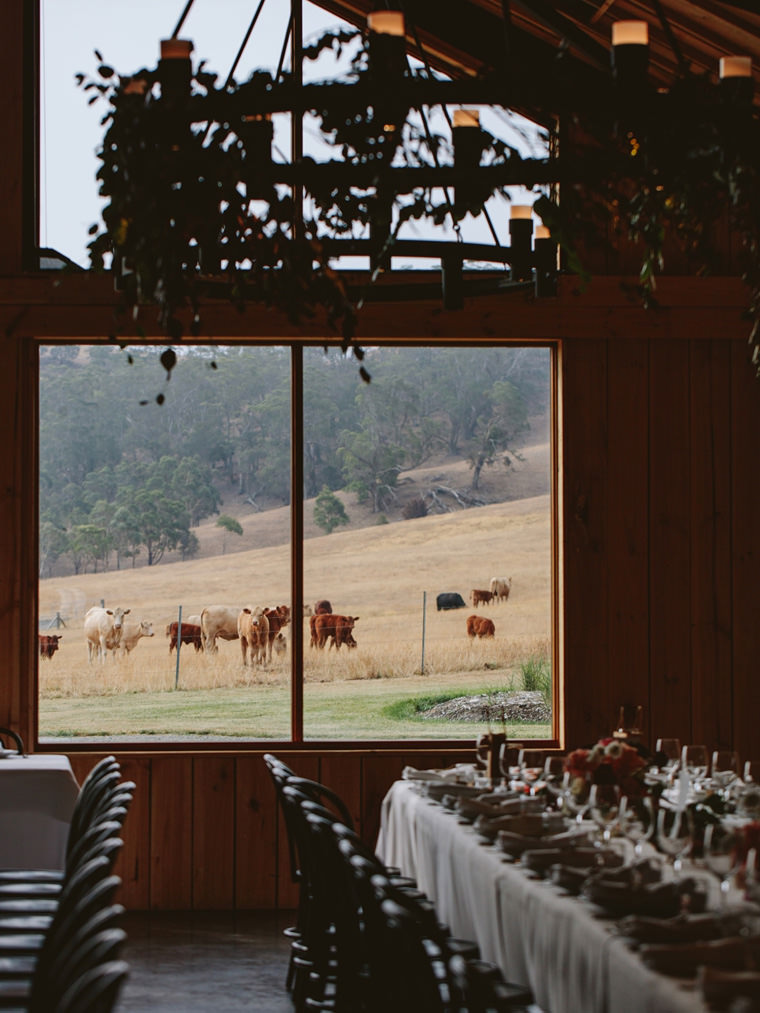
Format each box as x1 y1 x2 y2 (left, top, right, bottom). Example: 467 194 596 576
376 778 712 1013
0 753 80 870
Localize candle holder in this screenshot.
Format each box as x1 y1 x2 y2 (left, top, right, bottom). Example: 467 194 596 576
534 225 557 298
719 56 754 105
159 38 193 102
509 205 533 282
611 21 649 90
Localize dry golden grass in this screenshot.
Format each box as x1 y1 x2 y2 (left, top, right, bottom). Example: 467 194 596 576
38 481 551 736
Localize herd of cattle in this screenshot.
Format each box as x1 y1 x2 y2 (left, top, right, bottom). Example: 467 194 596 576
37 578 513 662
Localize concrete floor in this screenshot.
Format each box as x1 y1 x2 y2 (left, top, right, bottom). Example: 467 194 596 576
115 910 295 1012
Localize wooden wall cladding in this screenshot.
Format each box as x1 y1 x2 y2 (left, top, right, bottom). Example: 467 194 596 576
561 332 760 755
63 749 472 911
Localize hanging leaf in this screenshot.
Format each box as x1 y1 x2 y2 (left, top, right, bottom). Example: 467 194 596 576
160 347 177 377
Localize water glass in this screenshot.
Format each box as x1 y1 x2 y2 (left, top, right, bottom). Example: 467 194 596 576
588 784 625 845
655 737 681 777
619 795 656 860
711 750 741 794
681 744 709 789
656 807 694 876
703 823 741 905
517 749 546 796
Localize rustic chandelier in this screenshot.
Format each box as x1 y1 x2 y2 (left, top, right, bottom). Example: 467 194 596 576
81 2 760 382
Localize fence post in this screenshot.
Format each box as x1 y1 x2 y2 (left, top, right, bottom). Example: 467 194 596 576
421 590 427 676
174 605 183 690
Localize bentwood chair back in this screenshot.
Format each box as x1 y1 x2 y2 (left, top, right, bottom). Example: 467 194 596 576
49 958 129 1013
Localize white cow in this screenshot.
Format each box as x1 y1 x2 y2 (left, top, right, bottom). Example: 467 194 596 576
489 576 513 603
200 605 243 653
84 606 131 664
111 619 155 658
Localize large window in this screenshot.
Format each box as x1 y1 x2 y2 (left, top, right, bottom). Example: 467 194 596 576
38 0 556 744
38 342 555 743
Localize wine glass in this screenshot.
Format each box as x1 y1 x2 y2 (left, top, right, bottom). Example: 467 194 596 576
656 807 694 877
497 743 522 791
711 750 741 796
542 756 567 810
703 823 741 906
655 738 682 780
619 795 656 862
681 745 709 791
744 760 760 785
561 772 592 826
588 784 625 846
517 749 546 797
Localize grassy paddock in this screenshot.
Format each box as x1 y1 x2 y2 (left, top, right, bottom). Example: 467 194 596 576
39 494 552 740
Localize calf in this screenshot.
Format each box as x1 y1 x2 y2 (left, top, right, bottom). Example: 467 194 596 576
466 614 495 639
166 621 203 654
471 589 495 607
262 605 291 662
38 633 62 659
238 608 269 667
314 613 359 651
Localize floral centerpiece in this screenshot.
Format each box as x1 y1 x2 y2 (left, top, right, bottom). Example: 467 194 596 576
564 737 650 803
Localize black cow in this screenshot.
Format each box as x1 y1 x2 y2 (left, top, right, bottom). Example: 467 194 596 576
436 592 466 612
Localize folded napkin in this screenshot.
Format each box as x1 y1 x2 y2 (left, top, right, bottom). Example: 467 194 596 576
455 797 515 823
583 875 708 919
550 864 592 894
403 765 475 783
698 965 760 1007
424 782 484 802
639 935 760 978
493 812 567 837
498 828 586 859
586 858 662 887
618 912 748 946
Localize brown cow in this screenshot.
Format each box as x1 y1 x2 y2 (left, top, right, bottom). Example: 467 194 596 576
38 633 62 659
314 613 359 650
309 599 333 647
262 605 291 662
471 589 495 607
166 621 203 654
466 614 495 639
238 608 269 667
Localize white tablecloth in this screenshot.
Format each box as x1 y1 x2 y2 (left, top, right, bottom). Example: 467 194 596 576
376 780 706 1013
0 754 80 870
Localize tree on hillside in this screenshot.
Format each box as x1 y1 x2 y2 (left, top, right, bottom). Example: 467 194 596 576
467 379 530 491
216 514 243 554
122 489 190 566
39 520 69 578
313 487 349 534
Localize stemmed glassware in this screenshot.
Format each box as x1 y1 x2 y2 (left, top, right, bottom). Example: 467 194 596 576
588 784 626 846
656 806 694 876
711 750 741 797
681 744 709 792
703 822 741 906
619 795 656 861
560 773 592 825
654 738 681 782
542 756 567 811
516 749 546 797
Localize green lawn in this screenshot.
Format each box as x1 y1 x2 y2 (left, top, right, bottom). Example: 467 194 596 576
39 675 551 741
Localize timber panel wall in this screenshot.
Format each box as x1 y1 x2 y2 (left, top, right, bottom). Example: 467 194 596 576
60 750 471 911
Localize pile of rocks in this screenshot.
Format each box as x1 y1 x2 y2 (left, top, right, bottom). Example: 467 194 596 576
422 690 550 723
